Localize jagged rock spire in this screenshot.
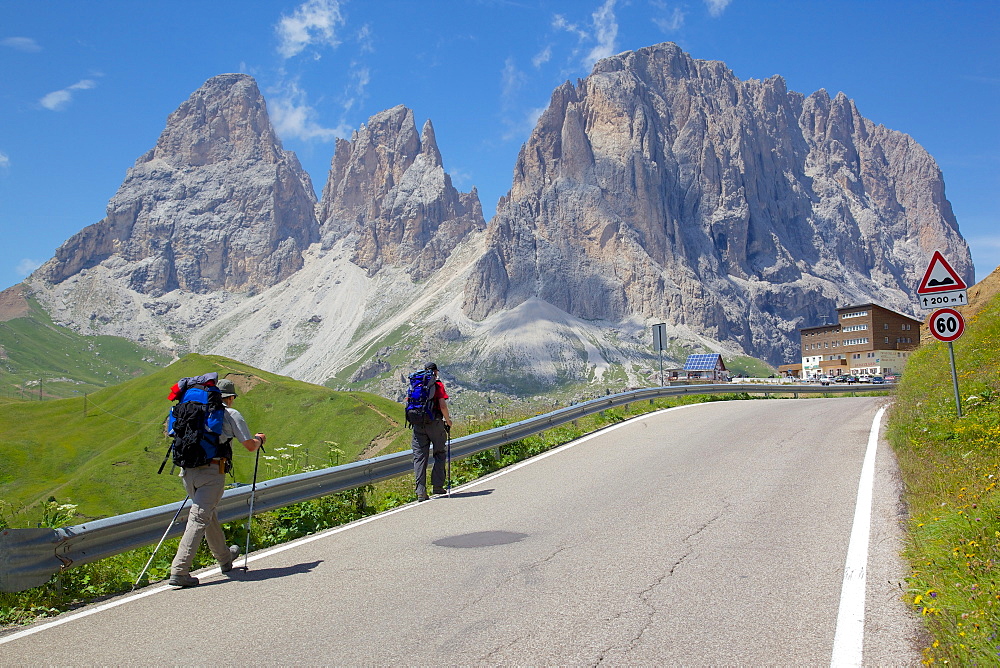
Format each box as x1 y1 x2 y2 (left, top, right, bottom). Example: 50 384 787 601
317 105 484 280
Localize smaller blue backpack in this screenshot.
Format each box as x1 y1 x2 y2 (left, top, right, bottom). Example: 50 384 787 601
405 370 438 427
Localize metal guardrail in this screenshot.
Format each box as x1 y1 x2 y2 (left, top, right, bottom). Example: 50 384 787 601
0 382 890 592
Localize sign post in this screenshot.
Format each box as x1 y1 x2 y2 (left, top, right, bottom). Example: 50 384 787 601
917 252 968 419
652 323 667 387
927 307 965 418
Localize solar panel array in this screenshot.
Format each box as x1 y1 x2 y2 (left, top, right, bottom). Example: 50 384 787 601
683 353 722 371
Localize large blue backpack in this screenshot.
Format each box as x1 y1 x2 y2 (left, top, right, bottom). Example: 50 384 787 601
159 372 230 472
405 370 438 427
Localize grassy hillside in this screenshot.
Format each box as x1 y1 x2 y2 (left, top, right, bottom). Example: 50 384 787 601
724 355 776 378
0 353 410 524
887 271 1000 663
0 288 170 400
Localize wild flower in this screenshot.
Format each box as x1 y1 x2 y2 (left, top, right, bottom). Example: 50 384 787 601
40 500 78 528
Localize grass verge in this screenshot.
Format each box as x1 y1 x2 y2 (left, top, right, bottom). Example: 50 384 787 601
887 294 1000 664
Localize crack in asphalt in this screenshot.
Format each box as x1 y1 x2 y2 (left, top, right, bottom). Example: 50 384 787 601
473 544 575 662
597 506 728 664
458 544 571 614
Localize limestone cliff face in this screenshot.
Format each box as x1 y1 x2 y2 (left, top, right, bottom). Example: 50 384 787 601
36 73 319 296
463 43 972 364
317 105 485 280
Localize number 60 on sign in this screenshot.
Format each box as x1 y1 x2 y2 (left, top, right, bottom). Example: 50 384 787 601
928 307 965 343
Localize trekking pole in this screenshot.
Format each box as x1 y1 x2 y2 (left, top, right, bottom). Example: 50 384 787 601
132 495 189 590
445 423 452 497
243 441 265 571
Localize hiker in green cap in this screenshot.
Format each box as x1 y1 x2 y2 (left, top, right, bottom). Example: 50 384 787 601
169 377 266 588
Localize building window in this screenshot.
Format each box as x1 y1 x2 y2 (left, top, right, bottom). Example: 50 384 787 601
884 323 889 330
885 337 890 344
842 311 869 319
844 324 869 332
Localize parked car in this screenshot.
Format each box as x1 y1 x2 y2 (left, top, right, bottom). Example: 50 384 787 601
834 375 849 383
818 375 832 386
871 376 886 384
857 375 873 383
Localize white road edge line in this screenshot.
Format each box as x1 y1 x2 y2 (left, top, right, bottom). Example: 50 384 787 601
0 402 705 645
830 405 886 667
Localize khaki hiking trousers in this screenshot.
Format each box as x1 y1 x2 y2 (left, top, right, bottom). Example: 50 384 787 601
170 463 234 576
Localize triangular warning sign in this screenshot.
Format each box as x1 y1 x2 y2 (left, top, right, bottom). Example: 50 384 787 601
917 250 968 294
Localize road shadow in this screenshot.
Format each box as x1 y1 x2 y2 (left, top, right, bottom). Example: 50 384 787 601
211 559 324 584
443 489 494 499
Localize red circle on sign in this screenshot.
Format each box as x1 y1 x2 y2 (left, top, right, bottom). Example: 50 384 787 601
928 307 965 342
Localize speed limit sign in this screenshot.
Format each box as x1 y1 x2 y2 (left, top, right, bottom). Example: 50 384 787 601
928 307 965 342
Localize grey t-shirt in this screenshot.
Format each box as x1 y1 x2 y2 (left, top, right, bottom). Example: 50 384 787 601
221 406 252 444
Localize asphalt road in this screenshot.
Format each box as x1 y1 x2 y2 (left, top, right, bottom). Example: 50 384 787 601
3 397 924 665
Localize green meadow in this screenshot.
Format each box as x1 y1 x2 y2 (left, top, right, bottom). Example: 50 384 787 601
0 295 170 400
0 353 410 524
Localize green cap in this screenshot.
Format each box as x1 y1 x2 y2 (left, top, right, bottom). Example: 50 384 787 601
217 378 238 398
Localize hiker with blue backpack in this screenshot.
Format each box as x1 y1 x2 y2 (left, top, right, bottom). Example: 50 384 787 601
166 374 266 588
405 362 452 502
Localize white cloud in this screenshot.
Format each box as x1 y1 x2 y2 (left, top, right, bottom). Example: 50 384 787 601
356 23 374 54
552 14 588 41
268 79 339 142
0 150 9 169
553 1 619 71
532 45 552 68
448 166 472 189
1 36 41 52
341 63 370 114
653 6 685 31
276 0 346 59
16 259 42 277
39 79 96 111
502 105 547 142
584 0 618 69
705 0 732 17
501 57 527 104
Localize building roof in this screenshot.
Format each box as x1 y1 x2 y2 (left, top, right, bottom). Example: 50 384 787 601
801 303 924 333
836 303 923 323
683 353 726 371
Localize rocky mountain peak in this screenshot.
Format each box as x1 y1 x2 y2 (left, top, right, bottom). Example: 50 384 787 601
463 41 972 366
146 73 283 168
34 73 319 296
318 105 484 279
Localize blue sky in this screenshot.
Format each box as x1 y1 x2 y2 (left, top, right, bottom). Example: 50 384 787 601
1 0 997 293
